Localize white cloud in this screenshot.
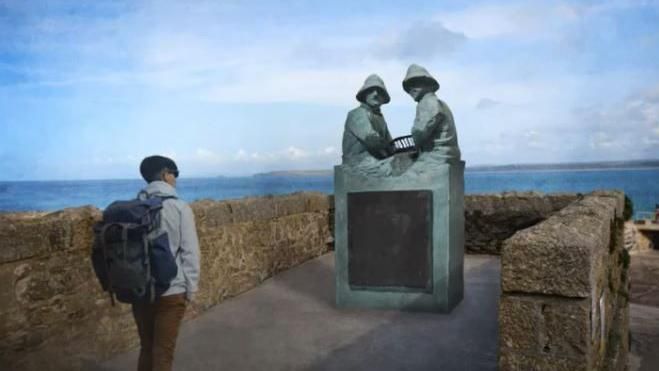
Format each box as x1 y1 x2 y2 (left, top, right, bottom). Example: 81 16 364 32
571 83 659 159
195 148 223 164
435 0 659 45
222 145 340 169
162 150 178 160
234 149 248 161
437 2 577 40
0 0 611 110
523 130 546 149
378 20 467 59
590 132 619 149
476 98 501 110
643 137 659 145
0 2 471 105
203 68 365 105
285 146 308 160
322 146 337 155
90 154 139 166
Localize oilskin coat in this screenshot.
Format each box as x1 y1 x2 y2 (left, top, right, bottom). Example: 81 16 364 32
403 64 461 166
342 74 394 176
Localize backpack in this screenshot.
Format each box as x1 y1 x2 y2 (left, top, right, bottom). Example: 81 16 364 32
91 194 178 305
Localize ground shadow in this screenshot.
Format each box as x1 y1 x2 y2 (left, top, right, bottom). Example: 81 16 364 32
277 253 500 371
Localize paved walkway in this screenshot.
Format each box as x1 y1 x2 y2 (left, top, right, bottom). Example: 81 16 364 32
629 249 659 371
96 253 501 371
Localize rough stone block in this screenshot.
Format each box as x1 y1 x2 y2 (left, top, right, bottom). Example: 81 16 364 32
303 192 331 213
590 190 625 220
501 195 616 297
0 206 99 263
499 191 629 371
271 194 308 216
499 295 590 356
464 192 578 254
498 295 541 351
499 352 589 371
542 299 591 356
192 200 235 227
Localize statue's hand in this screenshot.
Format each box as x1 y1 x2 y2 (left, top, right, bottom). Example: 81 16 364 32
437 111 446 124
386 143 396 156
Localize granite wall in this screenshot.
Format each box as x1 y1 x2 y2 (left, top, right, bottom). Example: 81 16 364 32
499 191 630 370
0 192 332 371
464 192 578 254
0 190 611 370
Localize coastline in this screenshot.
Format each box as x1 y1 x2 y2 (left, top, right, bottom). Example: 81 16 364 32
465 166 659 174
253 166 659 178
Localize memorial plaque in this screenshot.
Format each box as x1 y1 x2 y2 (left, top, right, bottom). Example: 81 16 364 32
347 190 432 291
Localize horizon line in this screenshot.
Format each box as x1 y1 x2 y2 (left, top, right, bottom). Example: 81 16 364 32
1 158 658 182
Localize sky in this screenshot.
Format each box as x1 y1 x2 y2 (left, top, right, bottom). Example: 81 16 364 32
1 0 658 180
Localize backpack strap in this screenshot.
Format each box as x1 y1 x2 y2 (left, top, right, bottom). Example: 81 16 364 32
138 193 177 302
137 190 177 202
142 231 156 303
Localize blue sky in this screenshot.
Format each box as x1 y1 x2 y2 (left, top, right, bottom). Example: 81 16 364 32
1 0 658 180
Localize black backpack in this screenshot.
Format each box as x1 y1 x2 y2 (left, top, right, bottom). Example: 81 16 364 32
91 195 178 305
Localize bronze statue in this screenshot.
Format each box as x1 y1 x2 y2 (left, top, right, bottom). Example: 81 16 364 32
403 64 460 171
341 74 395 176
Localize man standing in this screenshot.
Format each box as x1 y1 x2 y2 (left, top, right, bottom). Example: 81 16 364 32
403 64 460 169
342 74 395 176
133 155 200 371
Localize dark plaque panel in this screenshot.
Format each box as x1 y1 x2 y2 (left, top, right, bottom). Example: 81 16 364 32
347 190 432 291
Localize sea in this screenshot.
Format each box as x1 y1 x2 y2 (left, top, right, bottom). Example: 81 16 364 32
0 168 657 219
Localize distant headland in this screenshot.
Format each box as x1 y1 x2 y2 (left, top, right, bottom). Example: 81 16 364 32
466 159 659 172
253 170 336 177
252 159 659 177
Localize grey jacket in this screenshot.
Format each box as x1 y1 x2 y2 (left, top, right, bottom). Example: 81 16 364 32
138 181 200 301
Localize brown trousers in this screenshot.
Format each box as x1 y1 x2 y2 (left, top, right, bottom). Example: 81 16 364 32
132 293 187 371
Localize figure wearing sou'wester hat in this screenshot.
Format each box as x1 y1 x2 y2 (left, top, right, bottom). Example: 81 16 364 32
403 64 461 170
341 74 395 176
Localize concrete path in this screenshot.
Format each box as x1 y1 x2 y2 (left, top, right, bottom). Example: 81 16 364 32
96 253 501 371
629 249 659 371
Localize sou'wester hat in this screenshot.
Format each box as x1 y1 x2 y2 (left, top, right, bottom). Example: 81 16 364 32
356 74 391 104
402 64 439 93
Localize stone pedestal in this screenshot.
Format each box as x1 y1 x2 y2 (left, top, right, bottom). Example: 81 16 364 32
334 161 465 312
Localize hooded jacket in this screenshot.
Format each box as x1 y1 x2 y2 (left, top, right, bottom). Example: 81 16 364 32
138 181 200 301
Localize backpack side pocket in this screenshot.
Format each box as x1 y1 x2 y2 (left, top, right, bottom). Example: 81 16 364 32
150 233 178 296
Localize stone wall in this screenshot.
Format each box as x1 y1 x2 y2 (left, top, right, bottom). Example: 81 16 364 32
465 192 578 254
0 192 332 371
499 191 630 370
0 190 602 370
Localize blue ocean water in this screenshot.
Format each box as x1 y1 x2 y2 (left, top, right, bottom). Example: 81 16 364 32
0 168 657 217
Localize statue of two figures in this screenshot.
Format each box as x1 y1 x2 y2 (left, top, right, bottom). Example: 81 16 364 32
342 64 461 177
